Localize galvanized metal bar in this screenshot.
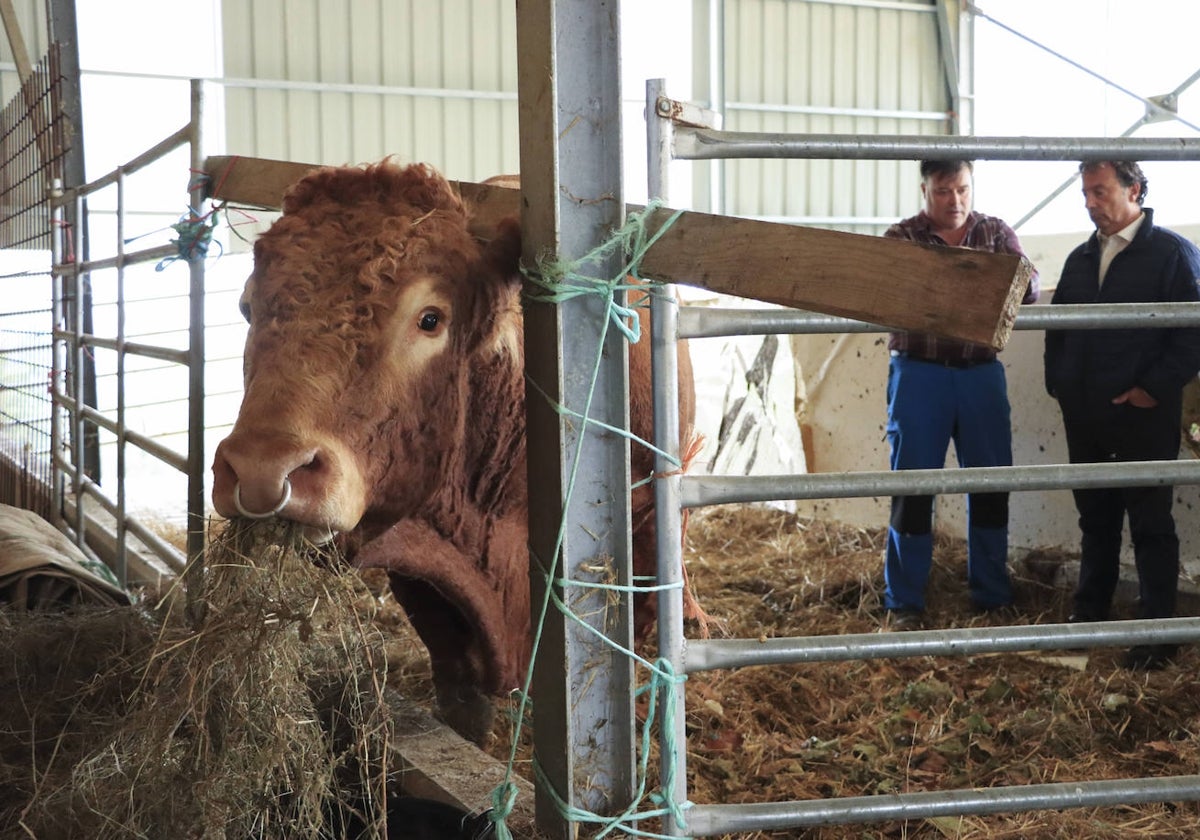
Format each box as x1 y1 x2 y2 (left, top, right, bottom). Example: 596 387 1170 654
48 178 65 531
60 243 179 274
934 0 961 135
794 0 936 12
684 776 1200 836
673 129 1200 161
53 466 186 572
69 188 85 548
114 167 127 584
647 77 689 838
60 334 189 365
685 617 1200 673
725 101 947 121
682 459 1200 508
705 0 725 214
71 405 187 472
956 0 976 135
213 73 519 102
518 2 635 836
185 78 207 591
45 125 190 200
677 301 1200 339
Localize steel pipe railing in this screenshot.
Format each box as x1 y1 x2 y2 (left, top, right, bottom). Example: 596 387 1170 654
674 129 1200 162
682 459 1200 508
683 776 1200 836
679 301 1200 339
685 617 1200 673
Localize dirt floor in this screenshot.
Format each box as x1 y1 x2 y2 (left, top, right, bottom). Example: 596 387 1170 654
378 504 1200 839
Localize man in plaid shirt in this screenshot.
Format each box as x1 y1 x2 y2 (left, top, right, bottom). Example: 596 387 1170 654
882 159 1040 630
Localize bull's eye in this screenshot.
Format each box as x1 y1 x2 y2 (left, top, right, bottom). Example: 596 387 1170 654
239 300 252 323
418 310 442 333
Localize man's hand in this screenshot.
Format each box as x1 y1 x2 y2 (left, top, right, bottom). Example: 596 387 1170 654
1112 386 1158 408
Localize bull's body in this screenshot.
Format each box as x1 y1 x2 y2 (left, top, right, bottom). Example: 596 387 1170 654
212 161 695 742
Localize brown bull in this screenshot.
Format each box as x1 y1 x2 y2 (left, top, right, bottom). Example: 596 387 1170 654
211 161 696 743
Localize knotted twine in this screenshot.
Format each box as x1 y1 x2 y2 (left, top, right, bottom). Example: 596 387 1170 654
489 200 694 839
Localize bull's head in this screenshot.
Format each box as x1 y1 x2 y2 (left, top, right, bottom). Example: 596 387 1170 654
211 161 524 540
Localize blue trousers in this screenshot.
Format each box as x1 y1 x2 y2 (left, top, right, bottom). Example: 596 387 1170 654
884 355 1014 611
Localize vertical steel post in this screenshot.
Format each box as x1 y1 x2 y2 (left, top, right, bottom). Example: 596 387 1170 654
646 78 689 836
71 189 85 544
48 179 64 530
185 79 207 622
517 1 635 836
114 170 127 585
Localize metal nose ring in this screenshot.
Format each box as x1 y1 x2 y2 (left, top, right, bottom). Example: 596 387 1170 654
233 479 292 519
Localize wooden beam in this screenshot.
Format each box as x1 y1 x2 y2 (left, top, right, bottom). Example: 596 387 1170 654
203 155 320 209
637 206 1033 350
0 0 34 82
390 701 542 838
202 155 1031 349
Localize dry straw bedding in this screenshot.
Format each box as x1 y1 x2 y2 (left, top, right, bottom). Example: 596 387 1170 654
3 507 1200 839
473 506 1200 839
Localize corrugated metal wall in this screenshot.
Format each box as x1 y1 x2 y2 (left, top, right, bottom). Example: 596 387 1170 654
220 0 518 180
220 0 955 236
713 0 955 232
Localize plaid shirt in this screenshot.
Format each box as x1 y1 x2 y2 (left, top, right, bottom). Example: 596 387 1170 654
885 210 1040 362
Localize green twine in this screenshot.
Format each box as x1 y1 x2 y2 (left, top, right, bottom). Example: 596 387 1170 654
525 657 691 839
488 201 694 838
523 199 683 343
154 206 223 271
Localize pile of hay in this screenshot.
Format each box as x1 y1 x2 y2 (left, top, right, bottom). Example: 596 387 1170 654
0 519 394 839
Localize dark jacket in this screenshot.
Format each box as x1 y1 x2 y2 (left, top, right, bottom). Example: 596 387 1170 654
1044 208 1200 419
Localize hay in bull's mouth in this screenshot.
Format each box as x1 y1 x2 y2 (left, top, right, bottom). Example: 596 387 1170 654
0 518 394 839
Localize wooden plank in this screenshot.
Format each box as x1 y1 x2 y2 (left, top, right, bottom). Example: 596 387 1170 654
0 0 33 81
202 156 1031 349
204 155 320 209
390 700 543 838
637 205 1033 350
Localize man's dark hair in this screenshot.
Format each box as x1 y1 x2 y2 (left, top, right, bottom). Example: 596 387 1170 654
919 159 973 180
1079 160 1149 205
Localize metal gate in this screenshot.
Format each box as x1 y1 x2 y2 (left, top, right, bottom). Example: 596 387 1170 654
646 79 1200 835
48 80 209 585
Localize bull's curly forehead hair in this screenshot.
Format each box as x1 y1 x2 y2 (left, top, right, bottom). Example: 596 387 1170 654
1079 160 1149 205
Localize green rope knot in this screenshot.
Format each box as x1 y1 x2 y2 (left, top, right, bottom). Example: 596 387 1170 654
522 200 683 343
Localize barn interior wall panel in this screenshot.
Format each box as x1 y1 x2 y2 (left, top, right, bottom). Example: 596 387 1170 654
721 0 949 231
220 0 518 183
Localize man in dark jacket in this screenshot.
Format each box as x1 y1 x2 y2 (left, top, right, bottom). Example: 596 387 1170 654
1045 160 1200 670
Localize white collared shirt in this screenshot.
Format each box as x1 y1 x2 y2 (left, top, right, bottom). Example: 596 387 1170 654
1098 212 1145 286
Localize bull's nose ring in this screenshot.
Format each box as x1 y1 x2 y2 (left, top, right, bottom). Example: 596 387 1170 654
233 479 292 519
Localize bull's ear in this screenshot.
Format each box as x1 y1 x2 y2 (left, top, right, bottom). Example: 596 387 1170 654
481 217 522 280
